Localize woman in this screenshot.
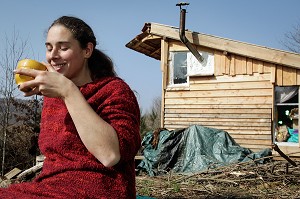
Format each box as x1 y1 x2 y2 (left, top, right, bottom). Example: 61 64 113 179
2 16 141 198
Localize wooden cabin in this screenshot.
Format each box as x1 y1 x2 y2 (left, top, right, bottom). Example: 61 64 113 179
126 22 300 158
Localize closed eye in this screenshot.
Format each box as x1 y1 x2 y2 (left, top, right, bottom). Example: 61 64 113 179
60 47 69 51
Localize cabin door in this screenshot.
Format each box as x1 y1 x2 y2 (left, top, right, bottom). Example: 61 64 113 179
274 86 299 149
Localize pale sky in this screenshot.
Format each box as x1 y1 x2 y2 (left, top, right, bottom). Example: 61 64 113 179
0 0 300 112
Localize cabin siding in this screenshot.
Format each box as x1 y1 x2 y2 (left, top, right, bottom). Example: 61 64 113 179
164 74 273 152
163 47 300 152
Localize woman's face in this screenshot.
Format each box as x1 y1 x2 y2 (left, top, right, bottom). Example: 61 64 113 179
45 24 92 86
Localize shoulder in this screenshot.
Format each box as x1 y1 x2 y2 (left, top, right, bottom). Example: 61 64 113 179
80 76 137 100
83 77 129 90
103 77 130 88
102 77 137 99
107 77 133 93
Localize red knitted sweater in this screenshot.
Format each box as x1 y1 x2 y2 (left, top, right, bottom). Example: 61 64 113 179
0 77 141 199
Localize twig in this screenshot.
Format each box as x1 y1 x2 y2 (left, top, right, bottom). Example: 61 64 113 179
196 177 239 185
175 156 273 183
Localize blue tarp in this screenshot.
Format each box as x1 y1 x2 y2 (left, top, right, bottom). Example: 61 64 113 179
288 128 299 143
137 125 272 176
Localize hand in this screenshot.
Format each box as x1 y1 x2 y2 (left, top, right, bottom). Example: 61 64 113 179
15 63 73 98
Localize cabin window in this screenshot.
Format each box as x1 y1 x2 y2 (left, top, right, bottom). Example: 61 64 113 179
168 51 214 86
274 86 299 144
169 52 188 85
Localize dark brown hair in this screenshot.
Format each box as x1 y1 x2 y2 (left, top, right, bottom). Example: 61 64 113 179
48 16 117 79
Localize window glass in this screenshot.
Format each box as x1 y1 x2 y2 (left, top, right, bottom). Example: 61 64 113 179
173 52 187 84
169 52 187 85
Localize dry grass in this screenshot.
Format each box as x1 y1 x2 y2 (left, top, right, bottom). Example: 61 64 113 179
1 158 299 198
136 159 300 199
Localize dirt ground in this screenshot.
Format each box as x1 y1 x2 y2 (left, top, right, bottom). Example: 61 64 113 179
136 159 300 199
1 158 299 198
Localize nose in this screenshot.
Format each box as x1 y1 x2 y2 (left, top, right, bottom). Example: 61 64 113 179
49 47 60 59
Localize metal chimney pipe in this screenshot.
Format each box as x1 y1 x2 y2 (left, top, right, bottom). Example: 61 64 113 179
177 3 204 63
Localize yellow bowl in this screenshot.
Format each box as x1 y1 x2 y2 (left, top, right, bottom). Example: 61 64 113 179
15 59 47 85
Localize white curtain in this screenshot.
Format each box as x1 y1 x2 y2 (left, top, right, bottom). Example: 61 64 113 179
275 86 298 103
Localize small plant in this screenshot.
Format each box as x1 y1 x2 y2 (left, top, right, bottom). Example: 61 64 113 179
171 182 180 193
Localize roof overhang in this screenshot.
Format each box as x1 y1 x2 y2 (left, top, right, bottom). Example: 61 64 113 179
126 22 300 69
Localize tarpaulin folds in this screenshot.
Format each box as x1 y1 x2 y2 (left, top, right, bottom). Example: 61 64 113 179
137 125 272 176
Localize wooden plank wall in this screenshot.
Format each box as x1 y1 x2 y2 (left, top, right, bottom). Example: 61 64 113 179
163 50 277 152
276 65 300 86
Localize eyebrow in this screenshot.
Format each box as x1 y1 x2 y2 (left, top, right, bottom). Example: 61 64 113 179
45 41 71 46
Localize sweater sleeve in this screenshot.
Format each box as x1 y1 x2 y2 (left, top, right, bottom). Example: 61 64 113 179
93 78 141 162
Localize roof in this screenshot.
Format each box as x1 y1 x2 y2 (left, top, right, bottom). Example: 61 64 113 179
126 23 300 69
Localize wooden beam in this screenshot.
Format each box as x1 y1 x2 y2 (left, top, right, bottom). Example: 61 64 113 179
276 65 283 86
165 104 273 109
4 168 22 180
230 54 236 76
271 83 275 143
246 58 253 75
150 47 161 57
161 38 168 128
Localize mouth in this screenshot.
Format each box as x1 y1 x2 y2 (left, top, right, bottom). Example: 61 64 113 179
52 63 66 71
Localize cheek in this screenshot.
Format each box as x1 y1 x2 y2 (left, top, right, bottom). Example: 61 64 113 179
46 52 51 63
62 50 78 61
64 53 75 61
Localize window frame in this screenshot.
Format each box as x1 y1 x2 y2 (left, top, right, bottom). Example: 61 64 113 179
168 51 189 88
167 50 214 88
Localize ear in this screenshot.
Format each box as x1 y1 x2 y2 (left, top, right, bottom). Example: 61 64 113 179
84 42 94 58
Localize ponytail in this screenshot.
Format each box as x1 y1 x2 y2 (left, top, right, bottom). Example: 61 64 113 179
89 49 117 80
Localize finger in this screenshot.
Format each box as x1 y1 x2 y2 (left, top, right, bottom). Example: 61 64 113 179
20 86 33 93
18 80 40 92
23 86 40 97
14 68 39 78
42 62 56 72
31 87 41 95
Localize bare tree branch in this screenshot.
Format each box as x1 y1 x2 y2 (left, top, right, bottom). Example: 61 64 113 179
282 22 300 53
0 28 41 176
